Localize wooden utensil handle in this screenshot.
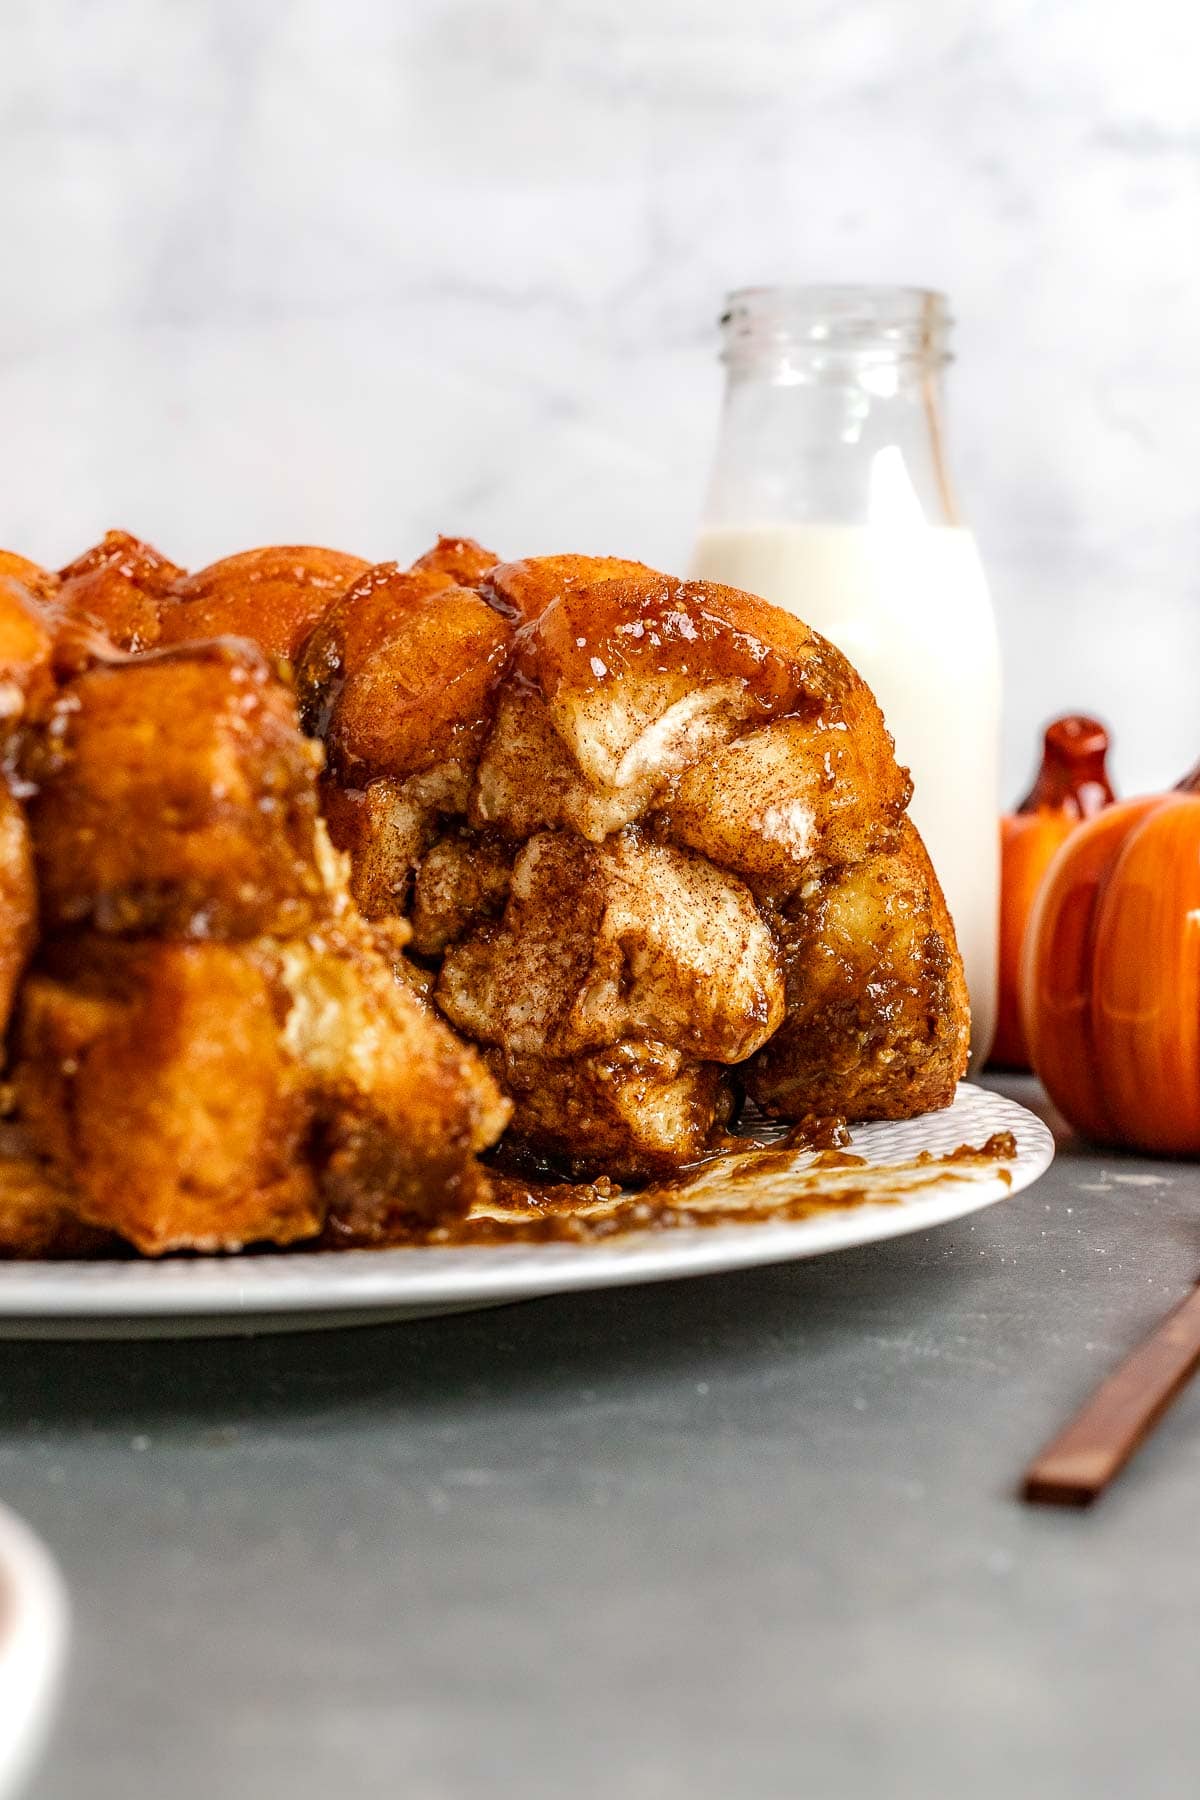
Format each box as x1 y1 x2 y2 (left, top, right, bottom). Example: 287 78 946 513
1023 1281 1200 1507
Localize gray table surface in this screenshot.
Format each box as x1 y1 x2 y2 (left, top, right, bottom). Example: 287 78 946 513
7 1074 1200 1800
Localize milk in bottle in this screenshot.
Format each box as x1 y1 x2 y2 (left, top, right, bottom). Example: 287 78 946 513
690 289 1000 1065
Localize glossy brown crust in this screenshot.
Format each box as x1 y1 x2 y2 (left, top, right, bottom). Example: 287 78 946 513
489 560 824 793
411 535 500 588
745 821 970 1121
160 545 370 662
296 562 513 783
482 555 654 625
0 569 56 735
55 529 183 653
23 641 330 939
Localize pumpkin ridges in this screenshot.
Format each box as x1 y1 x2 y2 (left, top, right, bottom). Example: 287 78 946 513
1091 796 1200 1153
1021 797 1159 1143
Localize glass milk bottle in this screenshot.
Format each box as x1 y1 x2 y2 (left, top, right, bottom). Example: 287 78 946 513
691 286 1000 1066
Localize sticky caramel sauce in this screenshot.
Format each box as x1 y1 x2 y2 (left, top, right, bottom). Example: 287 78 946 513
390 1126 1019 1248
0 1125 1019 1259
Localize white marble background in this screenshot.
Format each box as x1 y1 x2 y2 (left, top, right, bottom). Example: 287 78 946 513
1 0 1196 798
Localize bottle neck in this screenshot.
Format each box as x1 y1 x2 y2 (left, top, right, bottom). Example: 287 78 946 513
702 287 962 531
720 283 952 379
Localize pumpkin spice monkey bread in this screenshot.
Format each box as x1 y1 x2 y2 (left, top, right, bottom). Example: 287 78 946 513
0 533 968 1253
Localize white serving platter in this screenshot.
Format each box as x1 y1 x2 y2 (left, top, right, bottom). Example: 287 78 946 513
0 1084 1053 1339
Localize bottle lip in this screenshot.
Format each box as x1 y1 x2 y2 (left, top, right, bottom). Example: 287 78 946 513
720 285 953 369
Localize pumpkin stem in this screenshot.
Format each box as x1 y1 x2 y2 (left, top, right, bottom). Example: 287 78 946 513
1176 759 1200 794
1016 715 1116 819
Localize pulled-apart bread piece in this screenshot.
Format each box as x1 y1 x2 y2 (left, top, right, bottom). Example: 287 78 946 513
299 561 511 783
16 923 508 1255
276 921 508 1246
295 556 512 916
409 828 514 957
437 828 783 1172
437 827 783 1065
663 706 910 898
471 558 792 842
9 636 509 1254
471 556 911 881
309 549 969 1177
22 641 331 938
482 1043 733 1181
18 935 323 1253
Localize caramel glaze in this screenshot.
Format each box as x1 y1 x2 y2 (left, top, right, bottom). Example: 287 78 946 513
53 529 182 655
376 1128 1018 1249
49 536 373 664
294 562 513 784
918 1131 1016 1165
160 546 371 663
412 535 500 590
485 559 827 704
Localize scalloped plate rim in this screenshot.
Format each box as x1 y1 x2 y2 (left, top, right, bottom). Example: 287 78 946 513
0 1085 1053 1335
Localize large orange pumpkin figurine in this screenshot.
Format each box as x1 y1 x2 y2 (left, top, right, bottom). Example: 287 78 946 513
1021 760 1200 1153
991 716 1115 1069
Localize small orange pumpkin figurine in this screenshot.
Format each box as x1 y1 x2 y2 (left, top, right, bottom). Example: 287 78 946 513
1022 759 1200 1153
991 716 1115 1069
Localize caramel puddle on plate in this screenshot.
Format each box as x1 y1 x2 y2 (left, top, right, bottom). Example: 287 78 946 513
410 1127 1019 1247
0 1116 1017 1257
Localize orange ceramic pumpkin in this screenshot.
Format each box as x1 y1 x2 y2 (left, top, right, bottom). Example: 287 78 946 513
991 716 1115 1069
1022 761 1200 1153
